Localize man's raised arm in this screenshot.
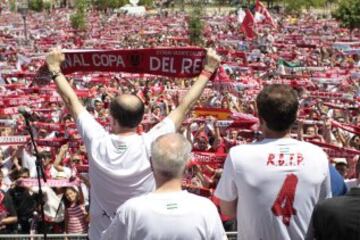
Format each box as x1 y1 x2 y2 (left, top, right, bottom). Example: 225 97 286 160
46 49 85 120
168 49 221 129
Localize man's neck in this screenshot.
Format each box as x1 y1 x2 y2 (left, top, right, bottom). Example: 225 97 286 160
263 129 290 139
114 128 137 136
155 178 182 193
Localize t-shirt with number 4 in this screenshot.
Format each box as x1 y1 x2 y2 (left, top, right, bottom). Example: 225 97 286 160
215 138 332 240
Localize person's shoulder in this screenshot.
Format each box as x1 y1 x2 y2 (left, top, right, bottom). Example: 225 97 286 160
229 142 252 151
76 110 93 122
149 117 174 130
228 141 258 155
118 193 149 212
300 141 327 155
183 191 217 209
276 138 327 155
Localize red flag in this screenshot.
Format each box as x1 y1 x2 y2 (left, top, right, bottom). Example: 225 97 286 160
255 0 276 28
241 9 256 39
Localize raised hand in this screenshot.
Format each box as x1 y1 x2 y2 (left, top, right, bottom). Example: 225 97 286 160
46 48 65 73
204 48 221 73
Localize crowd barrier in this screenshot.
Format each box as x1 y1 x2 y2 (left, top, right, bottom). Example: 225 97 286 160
0 232 238 239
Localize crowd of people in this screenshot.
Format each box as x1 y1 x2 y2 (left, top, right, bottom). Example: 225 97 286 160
0 1 359 239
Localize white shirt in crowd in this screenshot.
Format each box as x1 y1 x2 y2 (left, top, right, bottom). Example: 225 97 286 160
21 148 36 172
29 165 72 179
31 185 65 223
101 191 227 240
76 111 175 240
215 138 332 240
1 156 14 191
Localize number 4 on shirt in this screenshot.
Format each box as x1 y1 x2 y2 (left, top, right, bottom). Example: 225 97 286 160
271 174 298 226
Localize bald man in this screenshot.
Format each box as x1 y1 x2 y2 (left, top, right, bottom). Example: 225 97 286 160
101 133 227 240
46 49 221 239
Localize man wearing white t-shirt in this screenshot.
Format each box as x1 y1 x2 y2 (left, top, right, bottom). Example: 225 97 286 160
46 49 221 240
101 133 227 240
215 84 332 240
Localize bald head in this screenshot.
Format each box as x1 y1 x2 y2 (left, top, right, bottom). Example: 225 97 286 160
151 133 192 179
110 94 144 128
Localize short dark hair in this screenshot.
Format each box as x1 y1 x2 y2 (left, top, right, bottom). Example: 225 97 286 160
256 84 298 132
12 168 29 180
110 95 144 128
39 151 52 160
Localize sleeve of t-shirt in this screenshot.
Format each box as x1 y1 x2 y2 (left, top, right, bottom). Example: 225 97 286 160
21 149 36 172
206 200 227 240
2 156 13 172
329 165 347 197
101 205 130 240
319 153 332 200
143 117 176 153
62 166 72 179
320 168 332 200
214 151 238 201
76 110 108 148
29 167 37 178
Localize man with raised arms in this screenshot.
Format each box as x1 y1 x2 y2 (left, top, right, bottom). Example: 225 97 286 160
45 48 220 240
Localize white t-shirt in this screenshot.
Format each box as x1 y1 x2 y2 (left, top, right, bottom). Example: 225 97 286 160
215 138 331 240
29 165 71 179
31 185 65 222
76 111 175 240
21 149 36 172
101 191 227 240
1 156 14 191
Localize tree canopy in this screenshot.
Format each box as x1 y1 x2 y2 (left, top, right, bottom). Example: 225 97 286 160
188 3 204 46
333 0 360 33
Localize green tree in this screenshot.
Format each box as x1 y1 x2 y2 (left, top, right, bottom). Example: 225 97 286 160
70 0 88 31
188 3 204 46
44 1 52 12
75 0 89 12
9 0 16 12
284 0 326 13
70 12 86 30
29 0 44 12
333 0 360 37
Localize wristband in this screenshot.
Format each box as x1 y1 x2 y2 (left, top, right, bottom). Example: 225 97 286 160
200 69 213 79
49 70 62 80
